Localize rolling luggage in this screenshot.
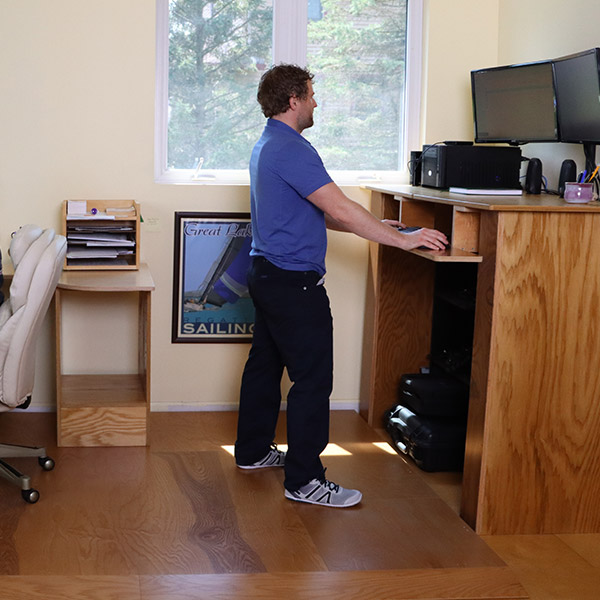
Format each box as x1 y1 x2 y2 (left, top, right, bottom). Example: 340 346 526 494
385 404 467 472
398 373 469 418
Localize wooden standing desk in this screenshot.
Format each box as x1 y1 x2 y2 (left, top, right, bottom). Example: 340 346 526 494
360 185 600 535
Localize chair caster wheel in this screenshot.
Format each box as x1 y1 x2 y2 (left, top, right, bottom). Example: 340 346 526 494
39 456 55 471
22 488 40 504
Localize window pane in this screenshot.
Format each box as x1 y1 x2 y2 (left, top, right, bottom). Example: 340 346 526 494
168 0 272 170
305 0 408 171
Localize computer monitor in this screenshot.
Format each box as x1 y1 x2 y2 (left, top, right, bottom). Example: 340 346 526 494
471 60 559 144
553 48 600 144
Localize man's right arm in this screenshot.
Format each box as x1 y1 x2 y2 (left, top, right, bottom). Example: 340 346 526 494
309 182 448 251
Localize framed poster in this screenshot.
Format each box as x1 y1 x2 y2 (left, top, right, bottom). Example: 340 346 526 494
172 212 255 343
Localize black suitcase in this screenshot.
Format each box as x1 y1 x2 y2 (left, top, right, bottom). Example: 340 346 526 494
398 373 469 418
385 404 467 472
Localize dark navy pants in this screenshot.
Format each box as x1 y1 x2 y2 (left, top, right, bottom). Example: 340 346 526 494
235 256 333 491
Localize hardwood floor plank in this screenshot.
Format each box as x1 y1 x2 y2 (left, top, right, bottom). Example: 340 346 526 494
159 450 265 573
0 575 142 600
557 533 600 568
483 534 600 599
0 479 28 575
139 567 527 600
329 409 391 443
223 459 329 572
0 413 57 447
317 445 443 500
148 411 241 452
294 493 505 572
12 448 219 574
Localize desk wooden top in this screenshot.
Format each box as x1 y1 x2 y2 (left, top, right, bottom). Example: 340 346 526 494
366 184 600 212
57 263 155 292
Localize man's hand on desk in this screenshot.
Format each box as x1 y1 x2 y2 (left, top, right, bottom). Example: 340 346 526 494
382 219 448 251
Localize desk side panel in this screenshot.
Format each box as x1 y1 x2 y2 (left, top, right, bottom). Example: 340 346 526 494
460 212 498 530
360 192 436 427
478 211 600 534
55 288 64 445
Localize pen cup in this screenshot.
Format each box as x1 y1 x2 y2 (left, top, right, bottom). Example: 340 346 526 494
564 182 595 203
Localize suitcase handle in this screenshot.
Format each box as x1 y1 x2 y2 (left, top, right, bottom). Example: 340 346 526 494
395 440 407 454
389 417 409 454
390 416 408 428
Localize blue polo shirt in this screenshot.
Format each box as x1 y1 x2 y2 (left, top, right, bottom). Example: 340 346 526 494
249 119 333 276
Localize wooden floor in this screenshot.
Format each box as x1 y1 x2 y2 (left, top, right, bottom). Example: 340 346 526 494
415 472 600 600
0 410 544 599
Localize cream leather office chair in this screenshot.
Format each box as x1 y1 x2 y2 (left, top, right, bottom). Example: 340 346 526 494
0 225 67 503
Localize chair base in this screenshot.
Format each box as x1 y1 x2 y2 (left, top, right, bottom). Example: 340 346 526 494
0 443 55 503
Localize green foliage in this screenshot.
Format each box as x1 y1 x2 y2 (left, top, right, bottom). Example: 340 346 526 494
168 0 271 169
306 0 407 170
167 0 408 172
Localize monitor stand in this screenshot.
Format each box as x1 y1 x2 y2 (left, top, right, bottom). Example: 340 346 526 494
583 142 598 194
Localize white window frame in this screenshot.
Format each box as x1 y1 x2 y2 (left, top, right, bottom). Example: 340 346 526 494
154 0 423 185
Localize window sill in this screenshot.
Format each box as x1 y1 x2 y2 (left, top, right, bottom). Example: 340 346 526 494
155 170 410 187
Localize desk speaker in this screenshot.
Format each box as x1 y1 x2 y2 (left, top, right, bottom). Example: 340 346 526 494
558 159 577 197
525 158 542 194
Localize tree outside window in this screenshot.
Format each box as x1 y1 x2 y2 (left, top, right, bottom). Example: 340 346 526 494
306 0 407 171
168 0 272 171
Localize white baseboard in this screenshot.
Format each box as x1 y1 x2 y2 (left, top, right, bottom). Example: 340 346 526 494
154 399 360 413
20 401 360 414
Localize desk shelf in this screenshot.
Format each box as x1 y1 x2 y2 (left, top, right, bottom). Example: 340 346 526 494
397 197 483 262
410 246 482 262
62 199 140 270
60 373 146 404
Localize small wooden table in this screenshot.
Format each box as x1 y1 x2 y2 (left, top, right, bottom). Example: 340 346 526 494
55 264 155 447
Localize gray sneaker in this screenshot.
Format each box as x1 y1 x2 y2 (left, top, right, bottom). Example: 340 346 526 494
285 478 362 508
237 444 286 469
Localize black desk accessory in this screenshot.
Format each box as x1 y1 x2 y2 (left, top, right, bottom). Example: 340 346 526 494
525 158 542 194
558 159 577 197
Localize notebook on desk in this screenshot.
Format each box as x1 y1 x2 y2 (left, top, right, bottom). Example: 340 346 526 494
449 187 523 196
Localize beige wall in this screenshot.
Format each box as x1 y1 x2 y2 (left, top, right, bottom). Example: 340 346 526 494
497 0 600 64
496 0 600 187
2 0 599 411
421 0 499 144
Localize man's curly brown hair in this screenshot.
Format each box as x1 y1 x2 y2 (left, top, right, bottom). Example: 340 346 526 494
257 64 315 118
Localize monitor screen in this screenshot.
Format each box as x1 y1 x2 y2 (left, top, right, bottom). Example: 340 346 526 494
471 61 559 144
553 48 600 143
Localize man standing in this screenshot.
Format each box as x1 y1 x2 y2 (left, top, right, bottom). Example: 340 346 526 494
235 64 447 508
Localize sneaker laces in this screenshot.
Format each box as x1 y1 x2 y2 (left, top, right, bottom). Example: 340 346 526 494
318 471 339 493
322 479 340 493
